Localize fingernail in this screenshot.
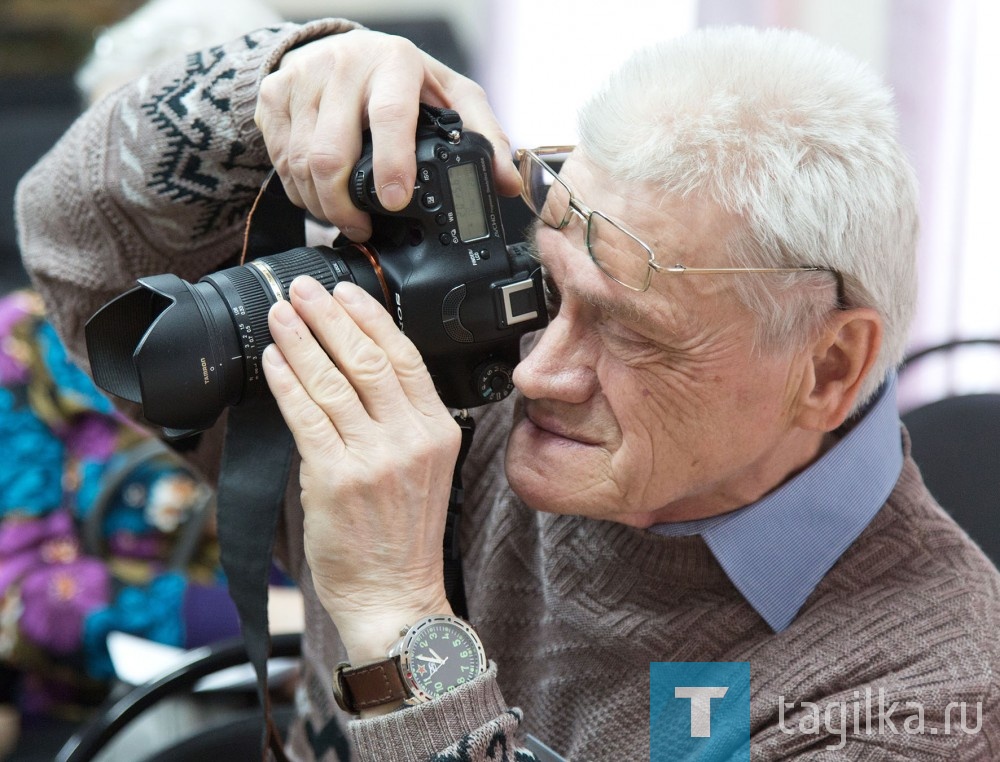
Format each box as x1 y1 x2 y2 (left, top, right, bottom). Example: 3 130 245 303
292 276 325 302
341 226 370 241
271 300 298 326
379 182 409 210
263 344 286 367
333 281 365 305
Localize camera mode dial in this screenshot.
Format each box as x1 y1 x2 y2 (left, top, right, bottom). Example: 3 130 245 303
473 360 515 402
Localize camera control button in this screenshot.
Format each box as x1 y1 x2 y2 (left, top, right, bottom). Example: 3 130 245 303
418 166 433 183
436 213 449 225
421 192 438 209
435 147 450 162
438 233 452 245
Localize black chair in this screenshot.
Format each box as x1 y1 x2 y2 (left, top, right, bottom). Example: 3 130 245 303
55 633 300 762
899 339 1000 564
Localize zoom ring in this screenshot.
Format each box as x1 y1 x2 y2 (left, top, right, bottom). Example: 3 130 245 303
259 248 344 295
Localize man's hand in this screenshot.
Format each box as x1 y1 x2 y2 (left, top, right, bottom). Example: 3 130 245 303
262 276 460 663
254 29 520 241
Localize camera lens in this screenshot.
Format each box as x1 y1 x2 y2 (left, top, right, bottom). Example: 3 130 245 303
86 245 385 432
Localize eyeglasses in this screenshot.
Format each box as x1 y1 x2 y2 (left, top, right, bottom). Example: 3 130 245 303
515 146 844 299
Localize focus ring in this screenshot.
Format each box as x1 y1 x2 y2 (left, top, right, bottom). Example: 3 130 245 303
225 266 275 360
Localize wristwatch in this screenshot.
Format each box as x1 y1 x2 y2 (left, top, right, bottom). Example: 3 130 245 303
333 615 487 714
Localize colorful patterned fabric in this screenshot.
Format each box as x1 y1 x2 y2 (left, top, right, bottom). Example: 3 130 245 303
0 290 225 718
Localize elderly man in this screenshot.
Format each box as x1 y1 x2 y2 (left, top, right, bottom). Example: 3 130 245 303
17 16 1000 762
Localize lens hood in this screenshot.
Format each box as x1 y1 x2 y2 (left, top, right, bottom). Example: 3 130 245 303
86 273 243 430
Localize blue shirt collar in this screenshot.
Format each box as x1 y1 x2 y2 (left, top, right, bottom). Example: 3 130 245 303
650 374 903 632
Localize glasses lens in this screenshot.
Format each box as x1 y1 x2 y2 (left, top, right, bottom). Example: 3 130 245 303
521 151 572 229
588 211 653 291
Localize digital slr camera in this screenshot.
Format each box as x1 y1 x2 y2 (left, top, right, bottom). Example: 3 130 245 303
85 108 548 434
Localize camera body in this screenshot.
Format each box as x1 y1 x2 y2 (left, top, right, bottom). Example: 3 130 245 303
349 120 545 409
85 114 548 432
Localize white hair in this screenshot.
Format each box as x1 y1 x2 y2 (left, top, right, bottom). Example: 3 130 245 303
75 0 284 102
578 26 919 408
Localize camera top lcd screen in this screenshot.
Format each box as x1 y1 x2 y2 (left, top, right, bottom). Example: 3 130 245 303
448 162 489 243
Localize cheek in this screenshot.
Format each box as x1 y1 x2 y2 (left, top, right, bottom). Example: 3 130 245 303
600 352 725 441
598 349 763 474
597 363 697 482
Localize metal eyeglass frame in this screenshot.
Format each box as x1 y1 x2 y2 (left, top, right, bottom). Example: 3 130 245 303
515 146 845 303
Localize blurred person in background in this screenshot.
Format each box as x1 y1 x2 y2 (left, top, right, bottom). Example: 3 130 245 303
0 0 290 756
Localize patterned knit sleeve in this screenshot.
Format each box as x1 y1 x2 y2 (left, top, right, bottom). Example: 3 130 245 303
428 714 539 762
14 18 360 370
348 664 538 762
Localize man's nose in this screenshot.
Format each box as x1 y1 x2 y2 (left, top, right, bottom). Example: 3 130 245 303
512 311 598 404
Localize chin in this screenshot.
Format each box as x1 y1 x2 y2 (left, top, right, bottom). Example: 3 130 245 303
504 422 569 515
503 420 601 517
505 470 573 516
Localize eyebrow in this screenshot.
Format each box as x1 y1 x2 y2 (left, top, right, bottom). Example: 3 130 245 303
527 236 646 326
569 282 645 325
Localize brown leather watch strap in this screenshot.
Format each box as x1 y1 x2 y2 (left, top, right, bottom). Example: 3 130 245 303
333 658 410 713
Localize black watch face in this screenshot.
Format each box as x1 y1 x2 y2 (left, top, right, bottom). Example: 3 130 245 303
399 616 487 701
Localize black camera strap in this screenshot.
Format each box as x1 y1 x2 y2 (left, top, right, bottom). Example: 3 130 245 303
214 170 303 762
444 413 475 619
418 103 463 141
217 399 295 762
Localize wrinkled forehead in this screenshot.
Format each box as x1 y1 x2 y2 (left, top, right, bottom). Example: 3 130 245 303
557 150 736 267
532 165 742 332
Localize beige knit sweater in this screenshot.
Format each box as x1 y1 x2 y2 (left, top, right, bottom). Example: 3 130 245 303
16 20 1000 762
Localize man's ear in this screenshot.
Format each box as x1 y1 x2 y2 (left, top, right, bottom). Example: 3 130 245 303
794 307 883 432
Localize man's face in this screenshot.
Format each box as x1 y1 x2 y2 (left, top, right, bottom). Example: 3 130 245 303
504 153 827 527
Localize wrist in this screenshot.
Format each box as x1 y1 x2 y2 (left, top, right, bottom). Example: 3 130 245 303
335 600 454 665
